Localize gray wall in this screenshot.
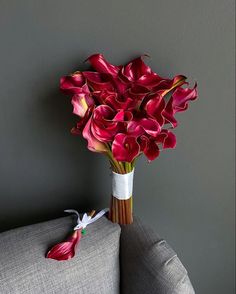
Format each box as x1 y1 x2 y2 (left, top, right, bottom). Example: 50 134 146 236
0 1 235 293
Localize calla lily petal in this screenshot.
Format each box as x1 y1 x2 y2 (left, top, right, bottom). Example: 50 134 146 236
145 94 165 126
71 94 94 117
162 97 178 127
83 71 114 92
86 54 120 76
172 83 198 112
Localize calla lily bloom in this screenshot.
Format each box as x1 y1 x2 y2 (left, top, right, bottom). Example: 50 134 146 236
127 118 161 138
90 105 121 142
119 55 152 83
171 83 198 112
163 83 198 127
60 72 90 95
46 230 81 261
139 135 160 161
86 54 120 76
83 117 108 153
112 133 140 162
139 130 176 161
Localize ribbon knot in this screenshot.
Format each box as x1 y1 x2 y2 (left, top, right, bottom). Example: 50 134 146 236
64 208 109 231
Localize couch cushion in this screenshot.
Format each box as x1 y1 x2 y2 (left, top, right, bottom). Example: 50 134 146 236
0 215 121 294
120 217 195 294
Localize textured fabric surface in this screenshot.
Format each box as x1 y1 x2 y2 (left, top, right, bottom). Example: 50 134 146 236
120 217 195 294
0 215 121 294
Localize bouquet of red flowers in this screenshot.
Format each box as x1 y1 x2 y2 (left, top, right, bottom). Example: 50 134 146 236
60 54 197 224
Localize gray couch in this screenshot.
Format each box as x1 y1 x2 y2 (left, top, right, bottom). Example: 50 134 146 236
0 215 195 294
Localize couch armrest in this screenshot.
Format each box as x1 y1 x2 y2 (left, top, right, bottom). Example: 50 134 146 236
120 217 195 294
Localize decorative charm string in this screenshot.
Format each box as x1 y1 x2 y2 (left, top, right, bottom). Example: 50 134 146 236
112 169 134 200
46 208 108 261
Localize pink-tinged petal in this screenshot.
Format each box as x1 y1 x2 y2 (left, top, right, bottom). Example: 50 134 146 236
60 72 90 95
46 230 81 261
71 94 94 117
86 54 119 76
82 117 108 152
172 83 198 112
112 133 140 162
145 94 165 126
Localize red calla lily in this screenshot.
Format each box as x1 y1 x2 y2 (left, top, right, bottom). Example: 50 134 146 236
90 105 121 142
127 118 161 138
46 230 81 261
83 117 108 153
86 54 120 76
60 72 90 95
112 133 140 162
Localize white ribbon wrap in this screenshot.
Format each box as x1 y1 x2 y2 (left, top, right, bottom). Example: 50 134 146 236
112 169 134 200
64 208 109 231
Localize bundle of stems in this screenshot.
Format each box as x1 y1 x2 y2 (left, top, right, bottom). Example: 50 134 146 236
106 145 135 225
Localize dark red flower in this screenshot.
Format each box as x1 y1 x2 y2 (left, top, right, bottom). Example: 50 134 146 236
90 105 122 142
86 53 120 77
46 230 81 261
163 84 198 127
127 118 161 138
112 133 140 162
139 130 177 161
60 72 90 95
